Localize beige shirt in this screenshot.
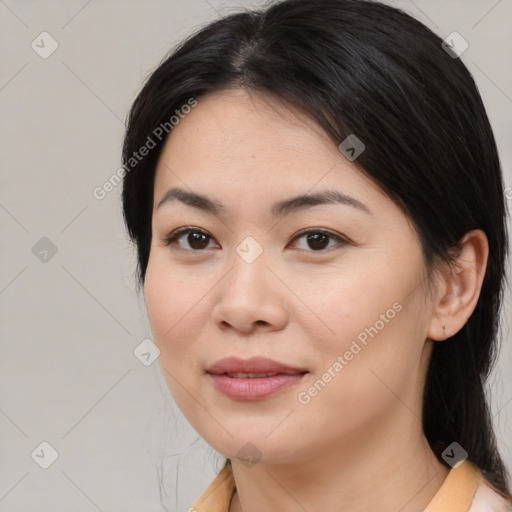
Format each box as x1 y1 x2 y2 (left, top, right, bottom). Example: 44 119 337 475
190 458 512 512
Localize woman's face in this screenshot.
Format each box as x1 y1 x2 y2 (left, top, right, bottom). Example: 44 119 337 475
144 88 437 464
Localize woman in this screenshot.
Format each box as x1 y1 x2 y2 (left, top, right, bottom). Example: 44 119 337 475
121 0 512 510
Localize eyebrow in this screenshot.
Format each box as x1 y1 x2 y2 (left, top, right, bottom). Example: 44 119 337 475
156 187 372 217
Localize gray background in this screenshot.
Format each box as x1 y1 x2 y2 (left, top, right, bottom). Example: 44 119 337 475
1 0 511 511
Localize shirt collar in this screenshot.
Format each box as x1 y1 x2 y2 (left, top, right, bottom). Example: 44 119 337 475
190 458 484 512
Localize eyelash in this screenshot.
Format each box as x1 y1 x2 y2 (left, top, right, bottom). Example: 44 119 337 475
161 226 348 253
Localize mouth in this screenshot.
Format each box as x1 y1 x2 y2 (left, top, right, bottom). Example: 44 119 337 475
206 356 309 400
206 355 308 376
221 371 306 378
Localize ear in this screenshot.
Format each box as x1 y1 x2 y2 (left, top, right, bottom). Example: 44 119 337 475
427 229 489 341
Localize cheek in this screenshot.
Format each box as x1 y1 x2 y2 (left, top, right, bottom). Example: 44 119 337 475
144 260 210 417
297 261 425 411
296 263 396 351
143 259 205 362
296 310 421 440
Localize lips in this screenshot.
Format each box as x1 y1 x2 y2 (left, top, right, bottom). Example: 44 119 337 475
225 372 284 378
206 356 307 377
206 357 308 400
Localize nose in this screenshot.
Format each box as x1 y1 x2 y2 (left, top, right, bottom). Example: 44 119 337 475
211 243 288 335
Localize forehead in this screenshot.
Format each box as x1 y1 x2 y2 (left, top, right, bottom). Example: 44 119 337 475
152 88 383 211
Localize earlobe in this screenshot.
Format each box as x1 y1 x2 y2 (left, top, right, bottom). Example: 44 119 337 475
427 229 489 342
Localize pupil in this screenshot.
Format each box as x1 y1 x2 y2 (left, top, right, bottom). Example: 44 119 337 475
308 233 328 250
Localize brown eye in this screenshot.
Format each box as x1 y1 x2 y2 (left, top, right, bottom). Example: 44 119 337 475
290 230 347 252
161 227 347 253
162 227 217 251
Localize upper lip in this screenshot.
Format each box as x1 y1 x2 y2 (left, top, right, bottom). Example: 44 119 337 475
207 356 308 375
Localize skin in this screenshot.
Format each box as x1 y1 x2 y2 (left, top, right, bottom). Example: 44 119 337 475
143 88 489 512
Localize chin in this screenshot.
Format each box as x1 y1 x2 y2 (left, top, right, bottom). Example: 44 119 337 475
199 430 303 466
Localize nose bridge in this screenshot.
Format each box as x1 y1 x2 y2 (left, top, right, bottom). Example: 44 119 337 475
227 234 269 296
211 233 287 332
235 234 266 267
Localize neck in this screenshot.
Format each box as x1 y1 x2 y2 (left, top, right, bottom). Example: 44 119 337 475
229 412 450 512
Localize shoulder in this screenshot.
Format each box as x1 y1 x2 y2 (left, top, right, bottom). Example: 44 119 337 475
189 459 235 512
469 480 512 512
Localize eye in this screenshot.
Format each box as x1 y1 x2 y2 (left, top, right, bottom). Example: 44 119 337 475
161 227 218 251
289 229 348 252
160 227 348 253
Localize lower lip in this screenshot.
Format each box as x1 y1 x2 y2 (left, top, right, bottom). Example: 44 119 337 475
208 373 306 400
